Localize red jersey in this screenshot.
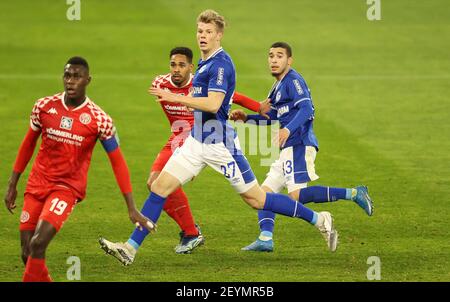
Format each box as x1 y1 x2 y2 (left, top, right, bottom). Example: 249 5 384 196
26 92 116 200
151 73 261 140
152 73 194 135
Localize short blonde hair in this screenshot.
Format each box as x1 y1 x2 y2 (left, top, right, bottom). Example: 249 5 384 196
197 9 226 32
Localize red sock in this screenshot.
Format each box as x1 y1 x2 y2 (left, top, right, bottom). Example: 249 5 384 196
164 197 182 228
41 264 53 282
23 256 52 282
163 188 198 236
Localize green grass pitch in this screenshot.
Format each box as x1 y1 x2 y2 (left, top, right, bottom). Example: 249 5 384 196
0 0 449 281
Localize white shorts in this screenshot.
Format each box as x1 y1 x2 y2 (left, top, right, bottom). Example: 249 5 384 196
162 135 258 194
262 145 319 193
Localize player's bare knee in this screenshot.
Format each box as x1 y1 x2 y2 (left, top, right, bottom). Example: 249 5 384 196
253 199 265 210
289 191 299 201
147 173 159 192
150 172 180 196
242 196 264 210
241 185 266 210
150 177 173 197
29 237 43 252
150 178 163 195
29 236 48 255
21 252 29 265
146 179 153 191
261 185 273 193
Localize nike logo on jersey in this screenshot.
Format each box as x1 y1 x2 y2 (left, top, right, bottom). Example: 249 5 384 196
48 108 58 114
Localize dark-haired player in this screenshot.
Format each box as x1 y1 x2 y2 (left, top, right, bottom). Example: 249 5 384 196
141 10 345 257
3 57 154 281
230 42 374 252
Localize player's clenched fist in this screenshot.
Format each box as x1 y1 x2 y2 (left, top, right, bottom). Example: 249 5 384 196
229 109 247 122
258 98 272 119
278 128 291 148
129 208 157 233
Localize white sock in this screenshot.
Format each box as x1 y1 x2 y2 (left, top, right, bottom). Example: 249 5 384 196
125 242 137 254
314 212 325 228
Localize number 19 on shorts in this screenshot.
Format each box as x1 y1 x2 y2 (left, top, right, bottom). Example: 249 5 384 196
49 198 68 215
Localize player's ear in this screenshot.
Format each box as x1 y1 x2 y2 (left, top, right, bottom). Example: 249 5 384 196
86 75 92 85
217 31 223 41
287 57 293 66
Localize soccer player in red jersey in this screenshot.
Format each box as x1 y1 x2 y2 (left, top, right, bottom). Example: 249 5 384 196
99 47 270 263
3 57 154 282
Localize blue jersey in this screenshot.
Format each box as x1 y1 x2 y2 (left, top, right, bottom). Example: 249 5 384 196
191 48 236 147
266 68 318 150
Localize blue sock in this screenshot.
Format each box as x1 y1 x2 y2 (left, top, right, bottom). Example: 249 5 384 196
128 192 166 250
263 192 316 225
258 210 275 234
298 186 350 204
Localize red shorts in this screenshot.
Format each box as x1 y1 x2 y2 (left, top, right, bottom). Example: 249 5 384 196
151 133 187 172
20 187 77 232
151 145 173 172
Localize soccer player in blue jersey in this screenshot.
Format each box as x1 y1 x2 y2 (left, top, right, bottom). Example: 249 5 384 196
99 10 342 265
230 42 373 252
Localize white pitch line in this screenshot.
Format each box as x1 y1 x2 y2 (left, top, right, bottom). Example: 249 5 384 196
311 74 450 80
0 74 151 80
0 74 449 80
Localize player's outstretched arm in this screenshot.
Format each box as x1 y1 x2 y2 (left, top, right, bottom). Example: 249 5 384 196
229 109 248 122
101 138 156 233
230 104 278 125
232 92 271 118
149 87 224 113
232 92 260 112
4 127 41 214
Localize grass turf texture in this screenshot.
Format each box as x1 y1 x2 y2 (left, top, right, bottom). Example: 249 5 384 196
0 0 449 281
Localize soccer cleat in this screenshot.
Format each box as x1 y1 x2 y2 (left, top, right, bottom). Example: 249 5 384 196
98 237 136 266
175 235 205 254
241 239 274 252
353 186 374 216
316 211 338 252
174 224 205 254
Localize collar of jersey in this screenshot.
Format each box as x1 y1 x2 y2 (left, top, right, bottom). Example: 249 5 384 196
168 73 193 88
268 68 293 99
200 47 224 64
60 92 91 111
